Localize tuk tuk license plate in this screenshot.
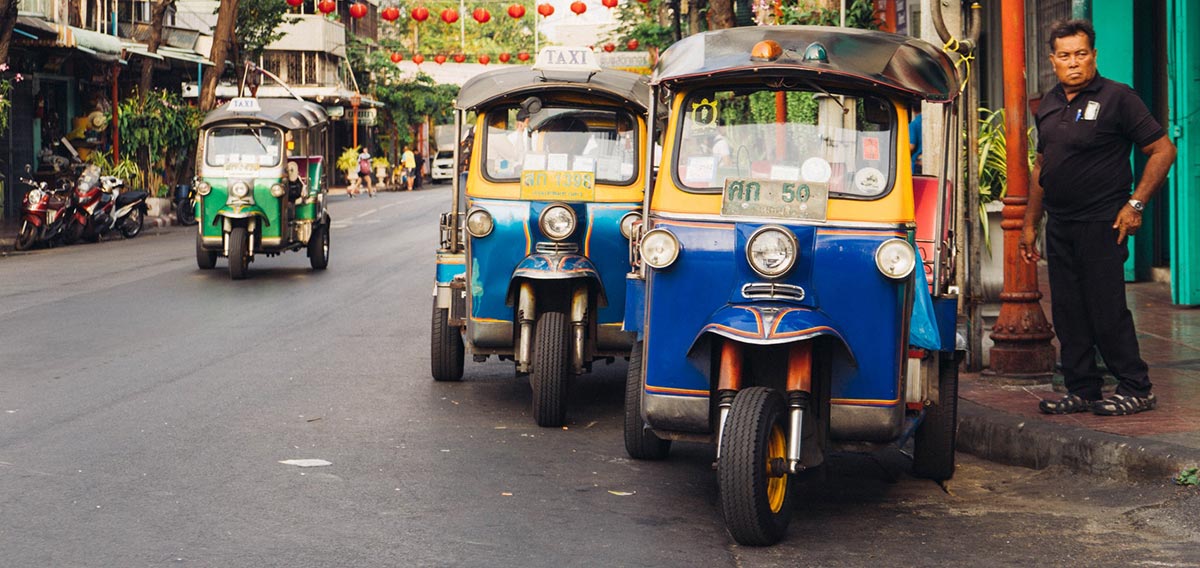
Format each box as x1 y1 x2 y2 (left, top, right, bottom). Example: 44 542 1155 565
720 179 828 221
520 170 595 201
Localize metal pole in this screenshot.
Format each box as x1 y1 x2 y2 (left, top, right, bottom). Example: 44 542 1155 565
985 0 1055 380
112 64 120 163
839 0 845 27
450 107 462 251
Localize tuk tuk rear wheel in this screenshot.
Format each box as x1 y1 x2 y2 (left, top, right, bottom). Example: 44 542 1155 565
15 222 36 251
430 298 464 381
718 387 793 546
309 221 329 270
530 311 570 427
913 351 961 481
623 341 670 460
177 199 197 226
196 233 217 269
228 226 250 280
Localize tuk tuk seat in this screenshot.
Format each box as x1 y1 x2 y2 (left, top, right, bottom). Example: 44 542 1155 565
286 156 323 192
912 174 951 291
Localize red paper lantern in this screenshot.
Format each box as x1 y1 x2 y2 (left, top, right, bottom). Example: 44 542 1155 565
453 53 466 63
440 8 458 23
602 0 617 7
570 1 586 14
636 0 649 3
412 53 425 64
517 51 530 61
499 52 512 63
472 7 491 23
317 0 336 14
536 3 554 16
381 6 400 21
603 43 615 52
411 6 429 21
286 0 304 7
626 39 639 50
434 54 447 64
479 55 491 65
349 2 368 18
390 52 403 63
507 4 525 18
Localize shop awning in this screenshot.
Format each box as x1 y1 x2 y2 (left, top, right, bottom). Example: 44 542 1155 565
157 46 214 66
58 26 125 64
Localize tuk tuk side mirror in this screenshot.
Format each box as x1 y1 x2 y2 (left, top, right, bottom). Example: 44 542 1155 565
521 96 543 116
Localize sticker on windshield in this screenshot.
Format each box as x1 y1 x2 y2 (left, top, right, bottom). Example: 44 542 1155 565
801 158 832 183
862 137 880 161
853 167 885 195
684 156 716 184
688 98 719 133
769 165 801 182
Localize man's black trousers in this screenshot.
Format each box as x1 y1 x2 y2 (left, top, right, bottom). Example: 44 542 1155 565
1045 217 1152 400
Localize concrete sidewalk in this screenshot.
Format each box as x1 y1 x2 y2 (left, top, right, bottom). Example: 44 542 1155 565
958 265 1200 483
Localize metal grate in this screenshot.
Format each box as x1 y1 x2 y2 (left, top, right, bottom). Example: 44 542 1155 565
535 242 580 254
741 282 806 302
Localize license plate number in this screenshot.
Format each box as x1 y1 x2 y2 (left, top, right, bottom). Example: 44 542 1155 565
720 179 828 221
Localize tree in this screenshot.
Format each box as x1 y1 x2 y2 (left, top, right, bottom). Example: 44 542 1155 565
139 0 176 101
346 35 456 154
609 0 677 59
0 0 19 67
709 0 734 29
232 0 294 63
379 5 545 57
200 0 238 111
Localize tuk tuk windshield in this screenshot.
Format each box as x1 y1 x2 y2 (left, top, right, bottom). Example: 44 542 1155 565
205 126 284 168
675 88 895 198
484 106 638 185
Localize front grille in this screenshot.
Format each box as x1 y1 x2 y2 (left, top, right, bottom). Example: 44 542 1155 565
535 241 579 254
742 282 806 301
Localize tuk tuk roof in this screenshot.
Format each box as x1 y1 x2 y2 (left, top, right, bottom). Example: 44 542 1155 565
201 98 329 130
652 26 959 103
455 67 650 112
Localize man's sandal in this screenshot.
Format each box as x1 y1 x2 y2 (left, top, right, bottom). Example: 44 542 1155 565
1092 393 1157 416
1038 394 1094 415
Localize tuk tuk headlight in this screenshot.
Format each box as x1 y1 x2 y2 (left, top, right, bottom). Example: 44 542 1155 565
269 183 285 198
195 181 211 196
746 226 798 278
539 204 575 241
619 211 640 239
875 239 916 280
641 228 680 269
231 181 250 198
466 208 494 238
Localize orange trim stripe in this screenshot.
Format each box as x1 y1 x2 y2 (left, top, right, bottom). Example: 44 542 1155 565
584 209 594 256
830 398 901 407
469 316 511 323
655 219 737 230
646 385 710 396
817 229 906 238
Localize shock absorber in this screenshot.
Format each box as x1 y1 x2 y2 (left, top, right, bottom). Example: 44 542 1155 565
714 340 742 462
786 342 813 474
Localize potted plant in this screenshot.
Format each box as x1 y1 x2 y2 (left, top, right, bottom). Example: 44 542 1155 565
336 146 361 188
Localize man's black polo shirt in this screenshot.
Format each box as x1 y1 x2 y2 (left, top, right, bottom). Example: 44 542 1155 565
1035 75 1165 221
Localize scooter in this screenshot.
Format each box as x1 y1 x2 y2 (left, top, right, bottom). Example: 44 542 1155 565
13 172 73 251
64 165 148 243
175 182 197 226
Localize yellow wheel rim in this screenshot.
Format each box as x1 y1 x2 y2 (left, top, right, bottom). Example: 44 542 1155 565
765 424 788 513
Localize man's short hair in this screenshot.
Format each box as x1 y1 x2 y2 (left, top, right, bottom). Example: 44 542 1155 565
1048 19 1096 51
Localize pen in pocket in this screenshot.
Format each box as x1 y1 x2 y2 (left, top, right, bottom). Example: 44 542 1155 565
1075 109 1082 122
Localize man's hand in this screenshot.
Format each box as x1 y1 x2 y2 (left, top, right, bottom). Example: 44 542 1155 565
1020 224 1041 263
1113 205 1143 244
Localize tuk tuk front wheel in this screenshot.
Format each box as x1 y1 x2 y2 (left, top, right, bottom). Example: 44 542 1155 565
309 221 329 270
530 311 570 427
623 341 670 460
430 298 464 382
718 387 793 546
228 226 250 280
912 351 961 481
196 233 217 269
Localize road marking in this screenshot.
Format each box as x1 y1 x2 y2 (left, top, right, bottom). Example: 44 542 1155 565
355 208 379 219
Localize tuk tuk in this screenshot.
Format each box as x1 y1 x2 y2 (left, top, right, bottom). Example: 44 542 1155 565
194 97 332 279
431 47 650 427
622 26 962 545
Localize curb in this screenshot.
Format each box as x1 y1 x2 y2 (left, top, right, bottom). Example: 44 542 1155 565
957 399 1200 483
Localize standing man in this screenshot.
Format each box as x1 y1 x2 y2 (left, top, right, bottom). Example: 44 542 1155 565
401 145 417 191
1021 20 1176 416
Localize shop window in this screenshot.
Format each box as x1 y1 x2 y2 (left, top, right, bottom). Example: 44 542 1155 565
119 0 152 23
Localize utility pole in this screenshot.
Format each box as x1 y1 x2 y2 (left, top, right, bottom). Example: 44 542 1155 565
985 0 1056 380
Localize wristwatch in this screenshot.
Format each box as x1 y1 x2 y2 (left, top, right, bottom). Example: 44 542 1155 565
1128 199 1145 212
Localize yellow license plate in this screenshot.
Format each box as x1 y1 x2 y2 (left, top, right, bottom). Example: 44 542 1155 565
520 170 595 201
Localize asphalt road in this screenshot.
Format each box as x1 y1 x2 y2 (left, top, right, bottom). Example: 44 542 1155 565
2 187 1197 567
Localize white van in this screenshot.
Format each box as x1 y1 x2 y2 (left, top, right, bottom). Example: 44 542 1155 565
431 145 454 183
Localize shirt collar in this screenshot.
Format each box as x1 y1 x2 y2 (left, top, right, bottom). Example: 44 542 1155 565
1052 74 1104 101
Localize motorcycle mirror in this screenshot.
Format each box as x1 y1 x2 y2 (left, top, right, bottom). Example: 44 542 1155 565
24 164 31 173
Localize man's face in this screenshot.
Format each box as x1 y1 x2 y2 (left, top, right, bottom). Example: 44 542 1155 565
1050 32 1097 92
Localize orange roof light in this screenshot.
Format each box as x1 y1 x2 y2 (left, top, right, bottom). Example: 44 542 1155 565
750 40 783 62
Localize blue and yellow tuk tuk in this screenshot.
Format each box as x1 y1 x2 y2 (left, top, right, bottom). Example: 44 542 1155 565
431 48 650 427
622 27 963 545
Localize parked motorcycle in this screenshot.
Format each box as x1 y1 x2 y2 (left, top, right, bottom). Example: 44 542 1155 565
14 172 73 251
64 165 148 243
175 182 197 226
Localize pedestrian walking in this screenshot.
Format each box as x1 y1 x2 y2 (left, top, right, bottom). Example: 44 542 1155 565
1021 19 1177 416
358 147 376 197
402 145 416 191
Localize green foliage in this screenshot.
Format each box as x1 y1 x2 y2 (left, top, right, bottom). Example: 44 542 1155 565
609 0 677 54
780 0 880 29
85 150 144 191
0 77 11 134
977 108 1036 203
337 146 361 174
114 89 204 196
231 0 297 59
1176 466 1199 487
747 91 818 125
347 35 458 148
371 157 390 168
378 5 545 56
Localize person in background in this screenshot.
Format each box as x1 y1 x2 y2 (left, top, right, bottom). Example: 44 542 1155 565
357 147 376 197
1021 19 1176 417
401 145 417 191
909 107 923 173
414 148 425 190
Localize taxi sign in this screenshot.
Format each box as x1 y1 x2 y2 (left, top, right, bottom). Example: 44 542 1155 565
532 47 602 73
228 97 262 113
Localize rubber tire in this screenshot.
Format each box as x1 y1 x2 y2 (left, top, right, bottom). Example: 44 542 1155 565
530 311 570 427
718 387 793 546
308 221 329 270
913 351 960 481
15 222 37 251
63 219 83 245
430 298 465 382
177 200 196 225
121 208 144 238
228 226 250 280
623 341 671 459
196 232 217 269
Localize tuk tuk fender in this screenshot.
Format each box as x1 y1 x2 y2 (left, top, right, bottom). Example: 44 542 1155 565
685 304 856 368
510 276 592 375
213 205 271 227
505 253 608 307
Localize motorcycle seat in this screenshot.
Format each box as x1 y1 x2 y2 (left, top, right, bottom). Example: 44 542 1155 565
115 191 148 207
